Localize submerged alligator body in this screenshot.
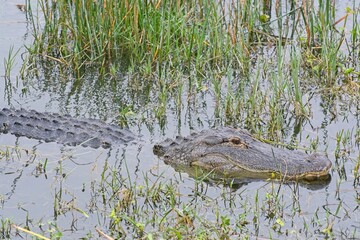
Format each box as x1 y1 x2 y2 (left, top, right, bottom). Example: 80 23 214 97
153 127 332 181
0 108 135 148
1 108 331 182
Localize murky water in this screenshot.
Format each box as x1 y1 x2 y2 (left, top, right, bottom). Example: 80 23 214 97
0 1 359 239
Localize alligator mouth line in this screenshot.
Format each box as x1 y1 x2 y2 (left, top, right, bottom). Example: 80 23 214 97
192 153 331 181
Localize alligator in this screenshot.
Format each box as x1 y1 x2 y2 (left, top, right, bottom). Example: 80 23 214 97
153 127 332 182
1 108 331 182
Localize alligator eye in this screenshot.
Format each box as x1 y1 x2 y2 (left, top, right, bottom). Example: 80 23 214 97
229 137 241 145
229 137 248 148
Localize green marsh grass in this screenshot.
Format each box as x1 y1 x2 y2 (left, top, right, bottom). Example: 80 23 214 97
3 46 21 79
0 219 11 239
21 0 359 136
3 46 22 104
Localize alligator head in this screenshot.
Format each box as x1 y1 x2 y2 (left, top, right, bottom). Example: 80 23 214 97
153 127 332 182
